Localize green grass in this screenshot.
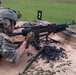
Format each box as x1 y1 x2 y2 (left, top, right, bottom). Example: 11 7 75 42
1 0 76 29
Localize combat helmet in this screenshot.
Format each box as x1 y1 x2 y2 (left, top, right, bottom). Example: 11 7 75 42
0 7 21 28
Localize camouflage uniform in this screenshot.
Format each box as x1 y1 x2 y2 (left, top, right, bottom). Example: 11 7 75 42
0 7 20 63
0 32 19 63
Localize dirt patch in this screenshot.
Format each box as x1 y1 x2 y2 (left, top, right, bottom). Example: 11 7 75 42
0 21 76 75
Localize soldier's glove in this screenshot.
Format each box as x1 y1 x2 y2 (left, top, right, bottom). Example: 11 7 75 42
26 32 35 48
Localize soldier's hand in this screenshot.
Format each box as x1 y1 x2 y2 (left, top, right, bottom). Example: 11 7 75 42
26 32 35 48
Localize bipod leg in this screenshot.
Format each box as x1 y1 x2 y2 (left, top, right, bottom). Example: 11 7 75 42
40 36 61 44
18 44 46 75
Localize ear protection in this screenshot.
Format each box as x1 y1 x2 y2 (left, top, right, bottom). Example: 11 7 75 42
2 18 11 28
0 18 16 28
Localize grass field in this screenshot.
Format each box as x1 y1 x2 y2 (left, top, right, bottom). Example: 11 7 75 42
1 0 76 29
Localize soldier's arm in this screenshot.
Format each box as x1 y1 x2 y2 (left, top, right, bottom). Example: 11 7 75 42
3 32 34 63
17 32 34 56
17 41 26 57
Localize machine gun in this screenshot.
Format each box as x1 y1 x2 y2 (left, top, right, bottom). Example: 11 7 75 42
9 21 76 46
9 21 76 37
8 21 76 75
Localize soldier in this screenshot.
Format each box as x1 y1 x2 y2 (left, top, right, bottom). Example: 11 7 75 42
0 7 34 63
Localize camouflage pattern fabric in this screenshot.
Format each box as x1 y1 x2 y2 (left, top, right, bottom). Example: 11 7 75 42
0 7 18 21
0 32 19 63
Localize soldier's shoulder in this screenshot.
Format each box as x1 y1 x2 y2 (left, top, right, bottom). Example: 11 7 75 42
5 35 13 43
0 33 5 39
0 33 13 43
